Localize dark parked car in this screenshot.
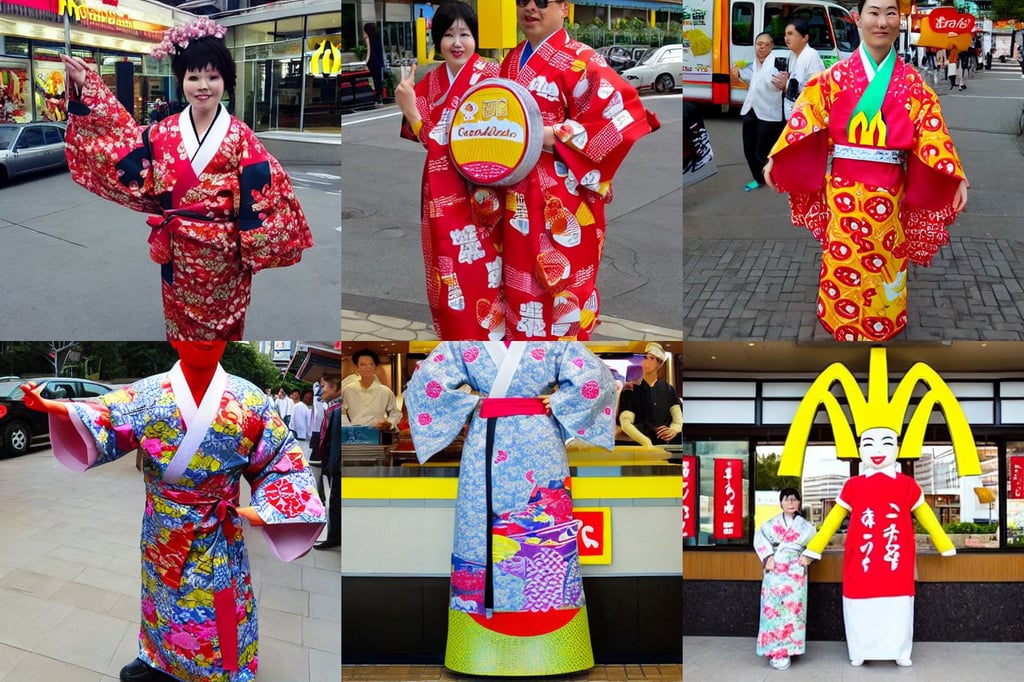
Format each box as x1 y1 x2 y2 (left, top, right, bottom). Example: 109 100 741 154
0 377 115 456
0 122 68 185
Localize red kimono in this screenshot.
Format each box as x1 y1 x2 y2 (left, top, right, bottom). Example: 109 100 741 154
65 71 313 340
500 30 658 340
401 55 504 339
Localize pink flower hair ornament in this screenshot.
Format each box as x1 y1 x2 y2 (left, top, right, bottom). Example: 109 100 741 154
151 17 227 60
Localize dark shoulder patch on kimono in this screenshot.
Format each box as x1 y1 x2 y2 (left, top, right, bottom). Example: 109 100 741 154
239 160 272 231
68 100 91 116
116 126 154 189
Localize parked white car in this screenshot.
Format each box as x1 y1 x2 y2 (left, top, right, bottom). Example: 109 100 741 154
622 43 684 93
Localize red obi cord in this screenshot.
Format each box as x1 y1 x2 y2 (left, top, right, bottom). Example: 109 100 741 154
479 397 547 418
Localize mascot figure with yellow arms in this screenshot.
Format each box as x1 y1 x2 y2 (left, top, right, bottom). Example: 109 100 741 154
779 347 981 668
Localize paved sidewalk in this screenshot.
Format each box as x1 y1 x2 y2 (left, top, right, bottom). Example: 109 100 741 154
684 636 1024 681
684 64 1024 340
0 449 339 682
341 663 682 680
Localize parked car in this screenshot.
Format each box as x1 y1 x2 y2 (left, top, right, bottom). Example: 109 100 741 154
622 43 684 93
0 122 68 185
596 44 650 73
0 377 115 456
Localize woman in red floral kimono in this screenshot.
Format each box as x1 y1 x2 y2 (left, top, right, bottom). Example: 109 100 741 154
60 18 312 341
396 2 504 339
765 0 968 341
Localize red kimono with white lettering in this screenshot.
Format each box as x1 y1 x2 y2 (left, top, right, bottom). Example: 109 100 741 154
837 471 921 599
401 54 504 339
65 71 313 340
500 29 658 340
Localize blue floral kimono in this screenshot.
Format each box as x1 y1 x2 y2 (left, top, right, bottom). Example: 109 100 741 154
404 341 616 675
48 362 326 681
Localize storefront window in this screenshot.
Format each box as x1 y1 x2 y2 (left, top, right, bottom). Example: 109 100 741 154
1005 442 1024 547
0 60 31 122
31 44 69 122
2 37 30 58
683 440 750 547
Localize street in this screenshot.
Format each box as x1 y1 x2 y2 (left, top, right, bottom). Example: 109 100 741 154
340 93 683 338
683 60 1024 341
0 446 339 682
0 161 340 341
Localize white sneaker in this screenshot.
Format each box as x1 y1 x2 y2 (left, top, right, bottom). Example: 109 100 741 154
769 656 791 670
896 659 913 667
851 659 864 666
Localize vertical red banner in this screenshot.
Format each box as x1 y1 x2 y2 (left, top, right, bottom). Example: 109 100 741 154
682 456 698 538
1011 456 1024 499
713 458 743 539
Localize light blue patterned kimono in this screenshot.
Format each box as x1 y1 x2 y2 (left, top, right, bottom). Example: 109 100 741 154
405 342 616 616
49 365 326 682
753 512 817 659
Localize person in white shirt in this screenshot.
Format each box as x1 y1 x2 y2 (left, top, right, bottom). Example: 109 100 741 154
733 32 785 192
772 19 825 120
274 387 294 426
342 349 401 432
290 389 312 457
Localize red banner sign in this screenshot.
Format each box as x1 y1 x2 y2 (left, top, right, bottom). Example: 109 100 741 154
1011 456 1024 499
682 455 697 538
574 508 611 564
713 458 743 539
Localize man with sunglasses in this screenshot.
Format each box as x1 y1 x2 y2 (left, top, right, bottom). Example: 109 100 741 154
500 0 659 341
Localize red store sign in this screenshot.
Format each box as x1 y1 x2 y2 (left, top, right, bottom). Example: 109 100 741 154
682 455 697 538
713 458 743 539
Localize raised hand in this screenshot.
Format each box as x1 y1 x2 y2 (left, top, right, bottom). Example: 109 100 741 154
396 60 419 124
60 53 89 91
20 382 69 415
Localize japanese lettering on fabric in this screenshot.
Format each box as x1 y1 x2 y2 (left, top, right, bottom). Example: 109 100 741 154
1012 456 1024 499
857 503 903 575
682 455 698 538
713 458 743 539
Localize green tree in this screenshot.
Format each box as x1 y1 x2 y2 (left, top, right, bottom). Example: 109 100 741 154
755 451 801 492
0 342 54 378
992 0 1024 21
221 342 282 390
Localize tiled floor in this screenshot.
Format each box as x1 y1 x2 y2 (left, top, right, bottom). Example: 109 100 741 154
341 664 683 680
0 448 340 682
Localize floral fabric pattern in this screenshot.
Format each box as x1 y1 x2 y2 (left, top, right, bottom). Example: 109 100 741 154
66 373 325 682
753 513 817 660
404 342 615 616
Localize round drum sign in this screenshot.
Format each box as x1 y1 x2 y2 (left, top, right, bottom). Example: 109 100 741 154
448 78 543 187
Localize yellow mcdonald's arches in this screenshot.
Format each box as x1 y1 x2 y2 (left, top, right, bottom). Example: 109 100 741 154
848 110 887 147
59 0 82 21
309 38 342 77
779 347 981 478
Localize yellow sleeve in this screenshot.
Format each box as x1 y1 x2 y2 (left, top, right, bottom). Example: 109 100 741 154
913 502 956 556
804 504 848 559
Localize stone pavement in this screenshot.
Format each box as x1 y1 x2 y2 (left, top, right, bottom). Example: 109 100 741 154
684 64 1024 341
0 448 339 682
341 309 683 341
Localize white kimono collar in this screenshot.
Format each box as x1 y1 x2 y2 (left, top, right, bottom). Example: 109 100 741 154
180 103 229 177
164 360 228 483
863 462 899 478
483 342 525 398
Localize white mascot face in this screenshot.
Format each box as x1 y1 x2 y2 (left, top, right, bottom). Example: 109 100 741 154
858 426 900 471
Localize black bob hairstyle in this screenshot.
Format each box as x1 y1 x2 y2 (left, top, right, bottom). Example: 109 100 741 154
431 1 479 49
779 487 802 503
171 36 236 108
352 348 381 366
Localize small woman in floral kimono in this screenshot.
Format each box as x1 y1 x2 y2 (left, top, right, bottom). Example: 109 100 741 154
754 488 816 671
60 18 312 340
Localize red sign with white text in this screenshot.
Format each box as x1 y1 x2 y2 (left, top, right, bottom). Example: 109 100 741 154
713 458 743 539
682 455 698 538
1011 456 1024 499
574 508 611 564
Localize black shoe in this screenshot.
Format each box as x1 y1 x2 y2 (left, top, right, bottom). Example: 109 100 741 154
314 539 340 550
120 658 175 682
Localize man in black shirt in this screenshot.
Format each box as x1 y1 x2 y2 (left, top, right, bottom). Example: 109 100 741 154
619 342 682 447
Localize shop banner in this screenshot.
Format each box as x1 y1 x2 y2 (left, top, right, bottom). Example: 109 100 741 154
574 507 612 565
682 455 698 538
713 457 743 539
1011 456 1024 499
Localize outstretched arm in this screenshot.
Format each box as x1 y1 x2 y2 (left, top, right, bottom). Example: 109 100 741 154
803 504 849 559
20 382 69 416
914 502 956 556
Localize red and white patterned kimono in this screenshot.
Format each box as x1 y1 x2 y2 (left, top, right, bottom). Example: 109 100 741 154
769 48 965 341
835 467 922 662
500 29 658 340
65 72 313 340
401 54 504 339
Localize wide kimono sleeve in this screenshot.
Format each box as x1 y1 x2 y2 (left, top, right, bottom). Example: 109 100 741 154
901 82 967 266
405 342 482 464
548 342 616 450
64 71 162 215
48 385 145 472
244 396 327 561
236 125 314 273
753 515 779 565
769 70 832 241
552 52 659 199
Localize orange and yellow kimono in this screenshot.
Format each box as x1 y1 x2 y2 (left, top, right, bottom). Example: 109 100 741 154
769 47 965 341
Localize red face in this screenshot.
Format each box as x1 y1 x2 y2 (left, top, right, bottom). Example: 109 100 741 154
171 341 227 370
